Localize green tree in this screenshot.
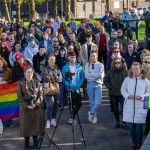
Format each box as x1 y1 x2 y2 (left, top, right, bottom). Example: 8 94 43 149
65 0 71 21
23 0 45 20
16 0 22 23
53 0 58 18
3 0 11 22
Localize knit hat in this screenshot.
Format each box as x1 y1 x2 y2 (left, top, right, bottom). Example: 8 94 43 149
28 36 35 42
15 53 24 62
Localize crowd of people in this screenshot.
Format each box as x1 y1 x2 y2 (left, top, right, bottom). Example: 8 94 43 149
0 8 150 149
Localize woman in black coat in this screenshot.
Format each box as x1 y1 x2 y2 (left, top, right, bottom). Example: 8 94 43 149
104 58 128 128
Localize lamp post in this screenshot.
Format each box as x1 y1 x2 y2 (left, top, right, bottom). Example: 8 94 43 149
61 0 63 20
46 1 49 19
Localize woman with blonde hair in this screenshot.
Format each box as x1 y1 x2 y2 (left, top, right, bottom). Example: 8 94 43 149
121 61 150 150
142 56 150 135
85 51 104 124
140 49 150 62
0 56 13 127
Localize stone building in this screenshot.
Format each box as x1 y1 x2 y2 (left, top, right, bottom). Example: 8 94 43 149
0 0 149 19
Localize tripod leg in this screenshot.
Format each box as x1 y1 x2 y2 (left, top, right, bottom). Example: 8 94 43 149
48 104 64 147
38 136 44 150
76 113 86 148
44 133 60 150
32 135 44 150
71 119 75 150
69 92 76 150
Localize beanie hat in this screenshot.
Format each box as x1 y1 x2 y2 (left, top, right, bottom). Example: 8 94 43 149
15 53 24 62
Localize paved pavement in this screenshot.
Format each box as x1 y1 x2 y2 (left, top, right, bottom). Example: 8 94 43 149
0 86 133 150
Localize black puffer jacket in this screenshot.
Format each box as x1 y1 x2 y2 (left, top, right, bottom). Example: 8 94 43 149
104 68 128 96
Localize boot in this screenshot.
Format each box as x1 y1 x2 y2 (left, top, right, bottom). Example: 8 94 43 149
33 136 38 149
24 137 30 149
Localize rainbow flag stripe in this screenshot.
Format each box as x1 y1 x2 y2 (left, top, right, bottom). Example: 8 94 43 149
0 82 19 121
143 96 150 109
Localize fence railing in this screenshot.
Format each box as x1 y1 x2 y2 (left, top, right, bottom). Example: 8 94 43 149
100 19 150 42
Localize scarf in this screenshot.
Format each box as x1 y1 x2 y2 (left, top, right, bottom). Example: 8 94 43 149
19 61 27 69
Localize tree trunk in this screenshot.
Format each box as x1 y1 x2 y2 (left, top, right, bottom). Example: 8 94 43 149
3 0 11 22
66 0 71 21
53 0 58 18
16 0 21 23
105 0 109 11
31 0 36 19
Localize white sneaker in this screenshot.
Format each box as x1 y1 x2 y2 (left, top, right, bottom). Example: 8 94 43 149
51 119 56 127
92 117 97 124
88 111 93 122
46 121 51 129
67 118 77 125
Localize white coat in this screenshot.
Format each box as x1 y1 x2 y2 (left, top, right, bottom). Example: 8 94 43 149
121 75 150 124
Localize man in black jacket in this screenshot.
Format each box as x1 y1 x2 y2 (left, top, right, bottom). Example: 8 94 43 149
33 45 47 81
122 43 141 69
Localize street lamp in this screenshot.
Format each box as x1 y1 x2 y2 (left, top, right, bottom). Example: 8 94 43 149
61 0 63 20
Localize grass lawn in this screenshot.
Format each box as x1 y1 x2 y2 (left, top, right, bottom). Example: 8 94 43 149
24 20 147 41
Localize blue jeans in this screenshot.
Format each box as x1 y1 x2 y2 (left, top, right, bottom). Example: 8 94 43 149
87 81 102 116
128 123 144 145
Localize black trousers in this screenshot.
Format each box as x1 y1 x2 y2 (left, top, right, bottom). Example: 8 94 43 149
111 96 124 123
98 50 107 70
68 91 82 119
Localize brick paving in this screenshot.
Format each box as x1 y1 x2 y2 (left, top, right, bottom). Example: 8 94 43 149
0 86 132 150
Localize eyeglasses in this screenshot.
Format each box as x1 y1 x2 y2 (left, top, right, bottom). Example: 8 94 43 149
115 62 121 64
144 61 150 64
53 41 58 42
113 51 119 53
118 32 121 34
114 44 119 45
113 34 117 36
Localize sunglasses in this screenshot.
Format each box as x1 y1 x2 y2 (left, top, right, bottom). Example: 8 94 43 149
144 61 150 64
68 48 74 50
92 64 94 69
115 62 121 64
114 51 119 53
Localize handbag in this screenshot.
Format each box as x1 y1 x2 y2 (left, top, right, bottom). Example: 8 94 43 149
44 82 60 96
143 96 150 109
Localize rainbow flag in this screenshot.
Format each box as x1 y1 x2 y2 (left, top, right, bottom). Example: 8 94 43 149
143 96 150 109
0 82 19 121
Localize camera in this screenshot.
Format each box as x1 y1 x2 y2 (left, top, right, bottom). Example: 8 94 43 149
66 71 75 80
25 95 36 105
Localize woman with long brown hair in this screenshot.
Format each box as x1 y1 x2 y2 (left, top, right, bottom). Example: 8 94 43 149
42 54 62 129
0 40 10 67
0 56 13 127
104 58 128 128
0 56 12 84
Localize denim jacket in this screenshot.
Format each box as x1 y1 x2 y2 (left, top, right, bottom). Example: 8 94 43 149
62 62 84 91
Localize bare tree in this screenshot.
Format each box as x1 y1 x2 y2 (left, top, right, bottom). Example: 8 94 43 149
53 0 58 18
65 0 71 21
